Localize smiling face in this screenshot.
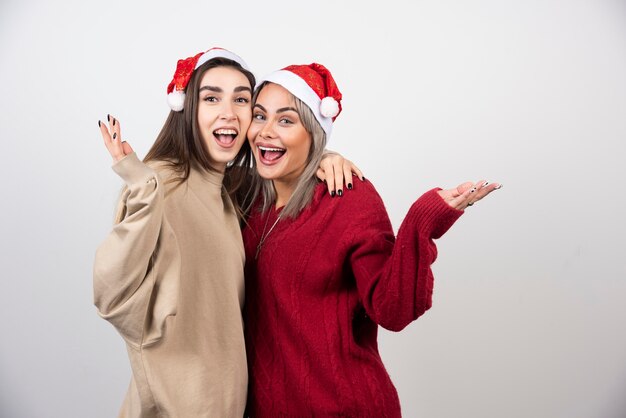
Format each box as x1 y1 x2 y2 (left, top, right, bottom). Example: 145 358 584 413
247 83 312 186
197 66 253 171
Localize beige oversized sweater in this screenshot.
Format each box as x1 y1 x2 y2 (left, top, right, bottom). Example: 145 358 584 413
93 153 247 418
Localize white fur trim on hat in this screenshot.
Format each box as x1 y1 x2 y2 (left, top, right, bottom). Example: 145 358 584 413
257 70 333 137
196 49 251 71
167 90 186 112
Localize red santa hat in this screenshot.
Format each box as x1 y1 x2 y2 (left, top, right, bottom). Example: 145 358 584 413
256 63 342 137
166 47 250 111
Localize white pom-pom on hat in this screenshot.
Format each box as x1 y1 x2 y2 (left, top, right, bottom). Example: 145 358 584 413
167 90 186 112
320 97 340 118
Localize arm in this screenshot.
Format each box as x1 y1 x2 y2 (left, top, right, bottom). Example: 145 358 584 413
348 178 501 331
93 153 166 346
93 115 168 347
347 187 463 331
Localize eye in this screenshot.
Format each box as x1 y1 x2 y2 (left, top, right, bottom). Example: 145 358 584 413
202 96 218 103
235 97 250 104
253 113 265 121
279 117 294 124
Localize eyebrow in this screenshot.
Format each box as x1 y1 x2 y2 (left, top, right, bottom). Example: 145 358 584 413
199 85 252 93
253 103 298 114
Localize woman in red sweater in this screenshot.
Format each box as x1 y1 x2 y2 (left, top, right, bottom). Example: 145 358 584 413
242 63 501 417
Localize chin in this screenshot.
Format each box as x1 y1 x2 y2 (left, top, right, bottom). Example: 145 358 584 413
253 164 280 180
255 168 275 180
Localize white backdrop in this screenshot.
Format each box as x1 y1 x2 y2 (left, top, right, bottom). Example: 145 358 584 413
1 0 625 417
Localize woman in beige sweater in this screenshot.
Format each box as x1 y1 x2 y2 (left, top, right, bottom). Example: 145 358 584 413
93 48 358 418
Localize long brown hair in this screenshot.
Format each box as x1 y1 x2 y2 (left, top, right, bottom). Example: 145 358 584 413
143 57 256 218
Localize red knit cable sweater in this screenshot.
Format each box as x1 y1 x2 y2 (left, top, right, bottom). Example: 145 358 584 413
243 179 463 418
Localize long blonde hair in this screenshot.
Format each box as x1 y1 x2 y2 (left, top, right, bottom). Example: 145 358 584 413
242 81 327 219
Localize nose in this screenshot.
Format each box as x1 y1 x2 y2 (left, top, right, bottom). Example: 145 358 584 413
219 100 236 121
259 121 275 140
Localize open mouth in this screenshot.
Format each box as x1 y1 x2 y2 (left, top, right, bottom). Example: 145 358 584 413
258 145 286 164
213 128 238 147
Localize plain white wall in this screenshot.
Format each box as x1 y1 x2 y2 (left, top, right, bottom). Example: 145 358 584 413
1 0 625 417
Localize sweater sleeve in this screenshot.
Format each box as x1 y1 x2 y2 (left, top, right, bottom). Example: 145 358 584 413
93 152 166 347
347 187 463 331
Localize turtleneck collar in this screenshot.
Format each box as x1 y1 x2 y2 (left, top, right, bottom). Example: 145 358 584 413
187 163 225 192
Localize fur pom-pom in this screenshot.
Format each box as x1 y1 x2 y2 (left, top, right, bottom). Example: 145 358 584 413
167 90 186 112
320 97 339 118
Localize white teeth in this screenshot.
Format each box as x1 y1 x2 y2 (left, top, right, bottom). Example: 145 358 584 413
214 129 237 135
259 146 285 152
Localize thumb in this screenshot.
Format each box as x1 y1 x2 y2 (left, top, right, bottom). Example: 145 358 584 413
456 181 474 196
122 141 134 155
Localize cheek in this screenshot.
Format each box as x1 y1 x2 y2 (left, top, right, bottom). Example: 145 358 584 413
238 108 252 130
247 123 260 142
197 107 210 126
297 142 311 162
293 133 311 161
236 105 252 119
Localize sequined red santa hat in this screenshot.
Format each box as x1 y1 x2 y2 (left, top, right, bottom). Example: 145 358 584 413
166 47 251 111
257 63 342 137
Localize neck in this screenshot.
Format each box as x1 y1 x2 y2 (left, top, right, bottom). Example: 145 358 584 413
273 178 298 209
194 159 227 175
211 162 227 174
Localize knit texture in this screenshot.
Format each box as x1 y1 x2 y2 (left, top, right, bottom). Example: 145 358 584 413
94 153 247 418
242 180 463 418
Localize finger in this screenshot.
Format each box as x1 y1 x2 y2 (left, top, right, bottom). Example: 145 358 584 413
449 186 474 210
316 168 327 182
318 159 337 196
326 164 337 197
470 181 502 204
110 114 128 160
460 179 494 210
121 141 134 155
106 114 124 161
343 160 354 190
333 161 344 197
464 179 486 207
455 181 474 198
348 161 364 181
98 119 109 142
98 119 122 161
109 114 122 145
439 181 472 207
448 181 481 210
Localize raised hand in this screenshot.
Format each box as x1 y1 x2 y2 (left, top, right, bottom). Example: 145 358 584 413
97 114 134 163
316 152 364 196
437 180 502 211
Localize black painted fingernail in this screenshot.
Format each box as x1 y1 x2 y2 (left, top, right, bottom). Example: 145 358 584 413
113 118 116 126
98 120 101 127
107 114 110 122
362 177 366 181
113 133 117 140
347 183 353 190
337 189 343 197
323 179 327 184
331 191 336 197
